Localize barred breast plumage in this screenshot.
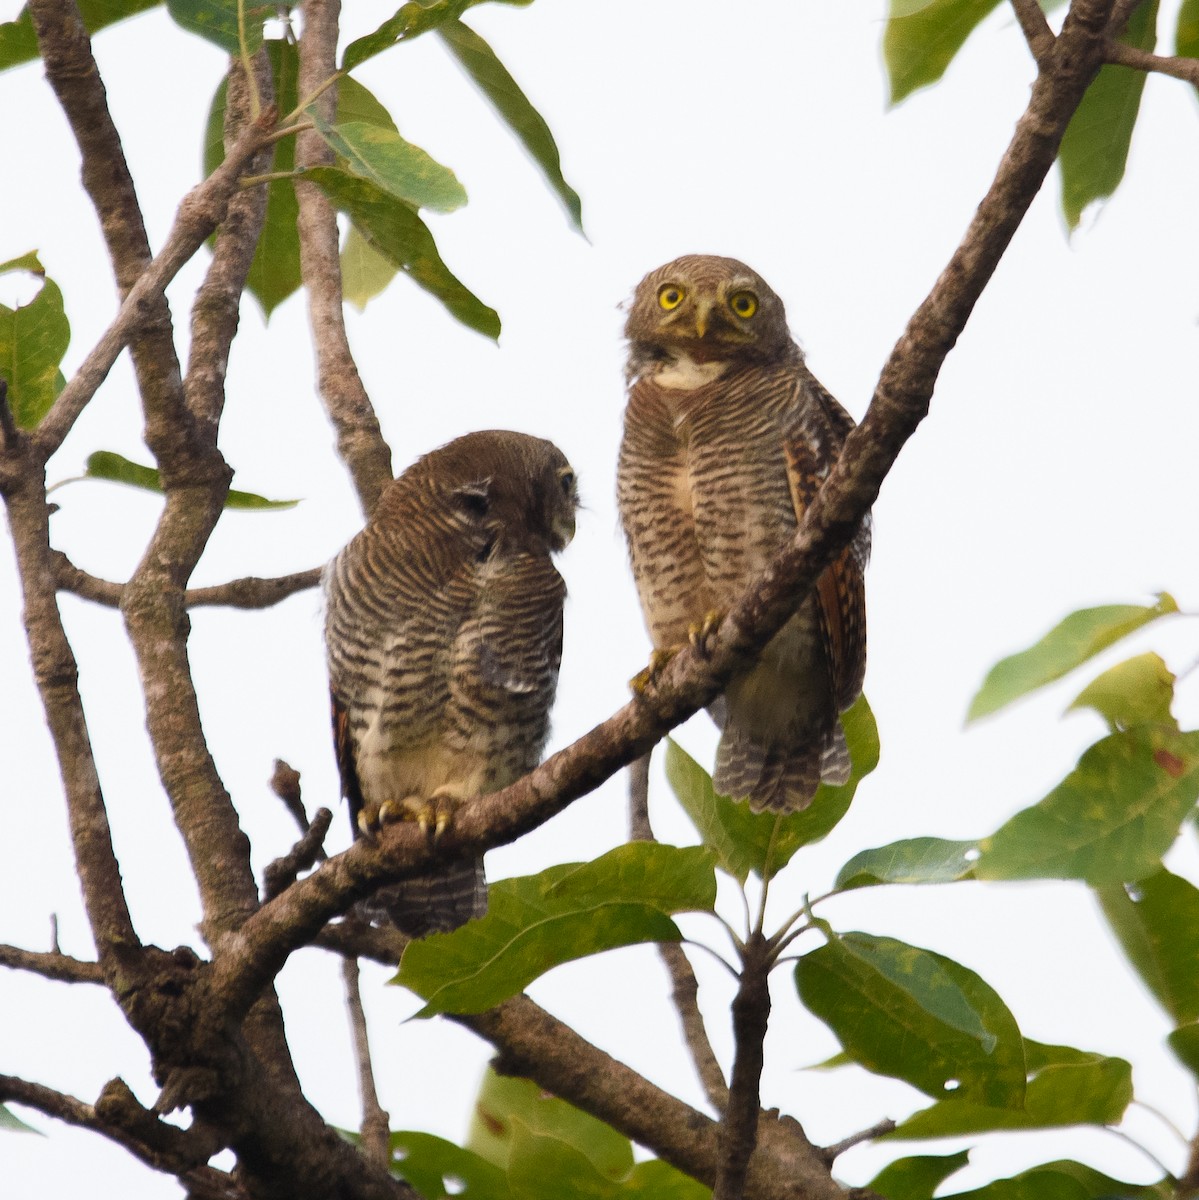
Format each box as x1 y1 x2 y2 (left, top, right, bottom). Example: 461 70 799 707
325 430 578 936
618 254 869 813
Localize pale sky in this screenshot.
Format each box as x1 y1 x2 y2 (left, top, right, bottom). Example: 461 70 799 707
3 1 1199 1194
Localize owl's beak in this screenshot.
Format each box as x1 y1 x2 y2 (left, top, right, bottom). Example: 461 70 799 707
693 298 713 340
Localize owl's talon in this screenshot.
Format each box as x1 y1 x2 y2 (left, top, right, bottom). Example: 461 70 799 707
356 794 424 839
631 647 680 695
688 609 726 658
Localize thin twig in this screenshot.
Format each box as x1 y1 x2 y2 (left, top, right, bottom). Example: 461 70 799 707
1105 41 1199 87
295 0 393 517
263 809 333 901
1009 0 1055 61
820 1118 897 1161
341 957 392 1168
628 751 729 1111
53 552 322 610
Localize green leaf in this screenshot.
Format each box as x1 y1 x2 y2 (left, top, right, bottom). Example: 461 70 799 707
975 728 1199 884
0 1104 41 1134
943 1163 1169 1200
303 165 500 339
309 113 468 211
439 19 583 231
666 695 878 882
1178 0 1199 56
1168 1021 1199 1076
0 0 160 72
204 40 302 317
341 0 531 72
834 837 978 892
885 1044 1133 1138
468 1068 633 1182
870 1151 970 1200
396 843 717 1016
388 1130 508 1198
1066 651 1177 732
342 224 401 310
1096 868 1199 1023
83 451 299 509
1059 0 1158 229
508 1120 621 1200
622 1160 709 1200
967 594 1178 722
795 931 1026 1108
165 0 265 53
0 252 70 429
883 0 1002 105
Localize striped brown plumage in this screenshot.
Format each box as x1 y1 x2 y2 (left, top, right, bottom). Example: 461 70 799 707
324 430 578 936
618 255 869 812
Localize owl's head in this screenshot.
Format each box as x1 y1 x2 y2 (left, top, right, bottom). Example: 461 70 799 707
429 430 579 555
624 254 795 367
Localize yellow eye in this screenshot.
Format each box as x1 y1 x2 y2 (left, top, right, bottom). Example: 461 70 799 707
658 284 685 311
729 290 758 319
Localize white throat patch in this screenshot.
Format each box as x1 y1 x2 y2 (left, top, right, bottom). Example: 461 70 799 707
653 353 730 390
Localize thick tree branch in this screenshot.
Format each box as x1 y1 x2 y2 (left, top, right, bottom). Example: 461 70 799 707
295 0 394 517
27 0 187 466
53 552 323 610
1009 0 1055 61
1105 41 1199 86
629 752 729 1112
0 943 104 984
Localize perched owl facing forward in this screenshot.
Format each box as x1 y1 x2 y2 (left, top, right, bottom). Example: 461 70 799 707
617 254 869 812
324 430 578 937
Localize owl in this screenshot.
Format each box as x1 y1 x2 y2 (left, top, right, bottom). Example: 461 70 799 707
324 430 578 937
617 254 868 813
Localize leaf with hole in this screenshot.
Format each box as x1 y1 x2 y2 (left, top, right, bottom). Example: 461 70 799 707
396 843 717 1016
966 594 1177 722
388 1130 507 1198
795 931 1026 1108
975 728 1199 884
0 251 70 429
1096 868 1199 1023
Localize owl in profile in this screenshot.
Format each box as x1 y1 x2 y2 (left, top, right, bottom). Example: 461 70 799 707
617 254 868 812
324 430 579 936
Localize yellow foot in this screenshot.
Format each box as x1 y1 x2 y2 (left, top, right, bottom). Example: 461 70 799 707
630 646 681 696
688 609 725 657
357 790 463 842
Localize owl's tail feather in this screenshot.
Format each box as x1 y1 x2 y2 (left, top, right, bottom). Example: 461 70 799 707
713 725 822 814
820 720 852 787
368 859 487 939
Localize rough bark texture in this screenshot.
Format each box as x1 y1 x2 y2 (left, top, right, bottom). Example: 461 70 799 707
2 1 1143 1197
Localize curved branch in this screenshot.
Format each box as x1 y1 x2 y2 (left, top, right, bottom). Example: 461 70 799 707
295 0 393 517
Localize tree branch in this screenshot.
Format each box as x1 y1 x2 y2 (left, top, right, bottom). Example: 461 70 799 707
1105 41 1199 86
33 116 277 457
629 751 729 1112
713 934 771 1200
0 943 104 985
341 957 392 1168
27 0 186 465
1009 0 1055 61
295 0 394 517
0 1074 239 1197
262 808 332 901
53 552 323 610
